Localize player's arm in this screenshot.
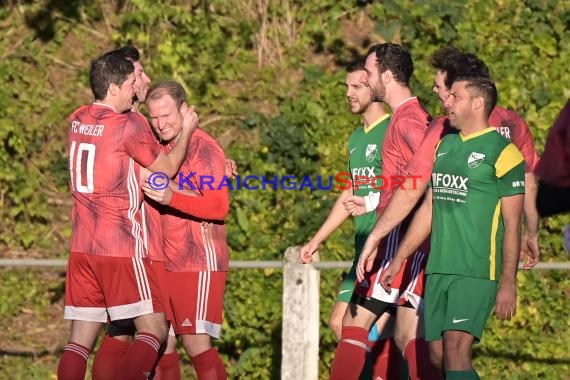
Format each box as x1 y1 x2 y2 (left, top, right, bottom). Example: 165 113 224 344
512 115 540 268
376 187 433 289
356 122 441 266
343 191 380 216
143 150 229 221
495 193 524 321
494 144 525 320
145 105 198 177
299 189 352 264
521 171 539 269
365 178 427 239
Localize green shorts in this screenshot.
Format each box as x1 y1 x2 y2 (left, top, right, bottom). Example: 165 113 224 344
336 262 357 303
424 273 497 342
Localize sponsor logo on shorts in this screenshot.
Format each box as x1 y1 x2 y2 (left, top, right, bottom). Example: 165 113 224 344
338 289 351 296
452 317 469 324
181 318 193 327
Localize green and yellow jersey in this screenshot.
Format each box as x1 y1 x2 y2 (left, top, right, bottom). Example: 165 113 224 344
427 127 525 280
347 114 390 257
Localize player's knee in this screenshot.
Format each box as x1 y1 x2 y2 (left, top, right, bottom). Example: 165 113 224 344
429 347 443 369
328 316 342 340
393 330 412 352
182 334 212 357
134 314 168 343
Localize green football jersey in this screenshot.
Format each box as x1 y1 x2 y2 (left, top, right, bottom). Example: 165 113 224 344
347 114 390 257
427 127 525 280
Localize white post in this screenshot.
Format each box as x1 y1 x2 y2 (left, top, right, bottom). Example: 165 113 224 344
281 246 320 380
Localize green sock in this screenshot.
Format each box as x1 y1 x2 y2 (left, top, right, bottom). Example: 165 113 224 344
445 369 480 379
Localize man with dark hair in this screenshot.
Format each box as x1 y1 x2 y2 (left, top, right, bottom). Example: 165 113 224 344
330 43 441 380
58 52 197 379
381 76 525 379
298 56 400 379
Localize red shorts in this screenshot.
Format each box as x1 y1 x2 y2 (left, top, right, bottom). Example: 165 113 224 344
64 252 165 322
356 224 428 311
166 271 227 338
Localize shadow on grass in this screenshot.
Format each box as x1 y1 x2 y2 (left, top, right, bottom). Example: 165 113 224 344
474 346 570 365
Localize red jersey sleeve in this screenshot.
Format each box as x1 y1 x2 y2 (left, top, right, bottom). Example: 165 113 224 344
122 113 162 167
490 107 538 172
535 100 570 187
169 133 230 220
405 117 450 183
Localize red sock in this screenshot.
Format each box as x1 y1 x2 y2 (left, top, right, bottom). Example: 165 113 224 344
119 332 161 380
92 335 130 380
154 351 182 380
403 338 443 380
191 347 227 380
58 342 91 380
370 338 402 380
330 326 369 380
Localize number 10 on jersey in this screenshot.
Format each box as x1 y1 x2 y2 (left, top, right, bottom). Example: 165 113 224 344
69 141 95 193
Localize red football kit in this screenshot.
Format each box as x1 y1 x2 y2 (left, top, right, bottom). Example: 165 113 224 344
356 97 431 309
161 128 230 337
65 104 166 322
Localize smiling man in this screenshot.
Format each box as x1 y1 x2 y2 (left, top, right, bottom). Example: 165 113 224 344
141 81 230 380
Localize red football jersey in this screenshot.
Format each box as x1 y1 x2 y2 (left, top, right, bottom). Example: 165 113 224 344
144 199 165 262
161 128 230 272
68 104 161 257
378 97 432 213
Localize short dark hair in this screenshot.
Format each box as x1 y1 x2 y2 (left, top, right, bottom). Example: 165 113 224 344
429 46 462 72
444 53 489 89
367 43 414 85
146 81 187 109
346 56 366 73
456 76 497 118
89 53 134 100
430 46 490 89
107 45 141 62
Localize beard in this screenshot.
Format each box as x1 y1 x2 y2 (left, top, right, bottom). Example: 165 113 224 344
370 80 386 102
447 114 462 130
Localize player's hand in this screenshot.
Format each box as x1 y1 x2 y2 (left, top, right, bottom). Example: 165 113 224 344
356 234 380 282
495 282 517 320
299 240 319 264
343 195 366 216
225 159 238 179
519 231 539 270
379 258 404 293
181 104 199 136
142 180 174 205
